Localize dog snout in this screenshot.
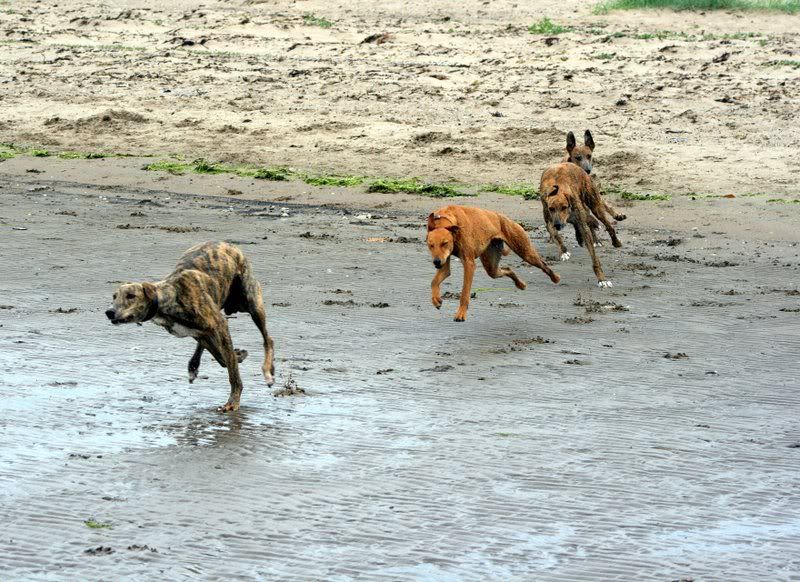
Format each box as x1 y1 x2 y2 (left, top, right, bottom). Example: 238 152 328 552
105 309 116 321
583 164 592 175
433 258 442 269
554 222 563 231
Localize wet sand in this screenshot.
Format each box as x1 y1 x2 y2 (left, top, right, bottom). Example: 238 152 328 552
2 169 800 579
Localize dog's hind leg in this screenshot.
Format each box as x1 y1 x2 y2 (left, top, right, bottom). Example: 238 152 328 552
600 196 626 222
585 195 623 248
503 216 561 283
239 262 275 387
570 214 599 248
481 240 526 290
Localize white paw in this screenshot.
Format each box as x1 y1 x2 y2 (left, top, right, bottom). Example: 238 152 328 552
594 241 603 248
188 370 198 384
264 372 275 387
598 280 613 288
560 252 571 261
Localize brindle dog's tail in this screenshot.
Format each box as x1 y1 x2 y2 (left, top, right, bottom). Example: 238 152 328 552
499 214 560 284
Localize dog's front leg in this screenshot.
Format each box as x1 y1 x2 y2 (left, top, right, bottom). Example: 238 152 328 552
188 342 204 383
543 204 569 261
454 257 475 322
431 258 451 309
575 206 611 287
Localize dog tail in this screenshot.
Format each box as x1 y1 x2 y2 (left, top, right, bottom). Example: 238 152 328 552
499 214 560 284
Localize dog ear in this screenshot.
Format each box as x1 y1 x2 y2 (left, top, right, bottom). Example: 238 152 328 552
142 282 157 302
566 131 576 153
445 224 460 234
584 130 595 151
426 213 437 231
548 185 560 197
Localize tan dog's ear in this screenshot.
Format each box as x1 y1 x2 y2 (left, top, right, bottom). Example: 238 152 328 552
426 213 437 231
584 129 595 151
566 131 576 154
548 185 560 197
142 282 157 302
445 224 460 234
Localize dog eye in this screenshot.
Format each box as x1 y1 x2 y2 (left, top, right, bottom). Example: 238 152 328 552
112 293 117 300
126 293 135 300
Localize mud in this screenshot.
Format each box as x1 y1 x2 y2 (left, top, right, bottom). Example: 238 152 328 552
2 170 800 579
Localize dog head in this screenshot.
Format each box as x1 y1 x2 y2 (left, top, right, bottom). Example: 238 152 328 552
426 212 458 269
106 282 157 325
566 130 595 175
545 185 570 231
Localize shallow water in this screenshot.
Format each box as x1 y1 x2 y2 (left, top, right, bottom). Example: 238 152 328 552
1 178 799 580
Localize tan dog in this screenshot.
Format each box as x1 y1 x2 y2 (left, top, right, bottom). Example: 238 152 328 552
539 163 626 288
106 241 275 412
563 130 595 175
426 206 560 321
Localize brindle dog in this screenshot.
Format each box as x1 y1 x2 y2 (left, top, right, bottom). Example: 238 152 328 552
105 241 275 412
540 163 626 288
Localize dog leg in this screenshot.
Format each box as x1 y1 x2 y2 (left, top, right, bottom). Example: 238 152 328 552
481 240 526 290
188 342 204 383
200 316 245 412
242 277 275 388
586 196 623 248
454 257 476 322
430 258 451 310
542 203 569 261
504 218 560 284
601 197 626 222
574 206 611 287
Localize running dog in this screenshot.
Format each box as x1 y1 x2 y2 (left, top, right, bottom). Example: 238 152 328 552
105 241 275 412
426 205 560 321
539 163 626 288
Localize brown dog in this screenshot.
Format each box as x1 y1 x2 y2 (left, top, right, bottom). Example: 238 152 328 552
106 241 275 412
539 163 626 288
426 206 560 321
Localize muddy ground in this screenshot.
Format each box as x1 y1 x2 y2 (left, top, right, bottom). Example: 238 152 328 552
1 163 800 579
1 0 799 195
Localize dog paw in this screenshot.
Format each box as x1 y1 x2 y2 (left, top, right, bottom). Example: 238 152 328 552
263 371 275 387
597 280 613 288
188 369 198 384
454 310 467 322
593 241 603 248
560 252 571 261
432 296 443 309
217 401 240 413
615 214 627 221
613 240 623 248
514 280 527 290
234 348 249 363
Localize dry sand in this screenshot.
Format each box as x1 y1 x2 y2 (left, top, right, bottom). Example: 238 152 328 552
1 0 799 195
